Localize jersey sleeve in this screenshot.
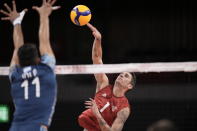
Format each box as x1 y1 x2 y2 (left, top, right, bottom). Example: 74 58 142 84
120 99 130 111
9 66 16 82
41 54 56 70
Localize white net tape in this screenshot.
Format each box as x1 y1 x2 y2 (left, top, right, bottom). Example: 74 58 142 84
0 62 197 76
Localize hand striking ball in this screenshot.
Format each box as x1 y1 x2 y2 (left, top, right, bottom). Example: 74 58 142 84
70 5 91 26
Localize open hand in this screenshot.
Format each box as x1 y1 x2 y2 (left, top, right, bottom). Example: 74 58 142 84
85 98 100 116
32 0 60 17
0 0 27 22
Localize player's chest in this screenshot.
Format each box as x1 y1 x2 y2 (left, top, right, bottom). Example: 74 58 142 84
97 94 121 113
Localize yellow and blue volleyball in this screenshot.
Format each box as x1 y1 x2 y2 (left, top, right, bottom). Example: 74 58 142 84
70 5 91 26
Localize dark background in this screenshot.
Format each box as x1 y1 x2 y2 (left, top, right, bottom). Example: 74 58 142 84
0 0 197 131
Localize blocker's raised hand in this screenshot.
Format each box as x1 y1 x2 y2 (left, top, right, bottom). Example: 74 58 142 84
32 0 60 17
0 0 27 23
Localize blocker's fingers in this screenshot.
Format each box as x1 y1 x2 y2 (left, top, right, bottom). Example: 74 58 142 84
52 6 61 10
42 0 46 5
0 10 10 16
1 17 10 20
32 6 39 11
47 0 52 4
50 0 57 6
12 0 16 11
4 3 12 12
23 8 28 12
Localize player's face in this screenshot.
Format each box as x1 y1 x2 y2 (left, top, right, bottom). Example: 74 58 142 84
115 72 132 89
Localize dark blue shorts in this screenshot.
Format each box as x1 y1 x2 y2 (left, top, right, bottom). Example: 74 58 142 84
9 123 48 131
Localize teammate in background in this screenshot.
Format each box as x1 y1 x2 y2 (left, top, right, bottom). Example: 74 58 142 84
147 119 178 131
0 0 60 131
78 23 136 131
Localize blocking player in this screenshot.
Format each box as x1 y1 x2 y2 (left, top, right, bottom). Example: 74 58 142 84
0 0 60 130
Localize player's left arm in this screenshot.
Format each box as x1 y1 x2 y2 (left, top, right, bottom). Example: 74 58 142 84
0 0 27 68
110 108 130 131
85 98 130 131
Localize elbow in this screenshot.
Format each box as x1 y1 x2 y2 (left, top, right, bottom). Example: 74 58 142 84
92 55 98 61
92 56 102 64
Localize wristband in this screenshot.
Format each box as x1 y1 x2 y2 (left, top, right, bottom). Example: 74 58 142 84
13 10 26 26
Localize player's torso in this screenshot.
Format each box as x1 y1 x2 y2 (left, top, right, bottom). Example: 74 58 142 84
94 85 130 126
10 64 57 125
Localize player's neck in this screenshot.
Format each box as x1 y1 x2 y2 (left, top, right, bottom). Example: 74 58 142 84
113 85 125 97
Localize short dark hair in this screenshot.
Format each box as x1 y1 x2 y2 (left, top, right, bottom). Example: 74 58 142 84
130 72 136 87
18 44 39 67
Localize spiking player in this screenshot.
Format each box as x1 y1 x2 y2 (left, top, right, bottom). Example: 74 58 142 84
0 0 60 131
78 23 136 131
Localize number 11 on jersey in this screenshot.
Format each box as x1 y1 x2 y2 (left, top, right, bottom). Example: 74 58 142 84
21 77 40 100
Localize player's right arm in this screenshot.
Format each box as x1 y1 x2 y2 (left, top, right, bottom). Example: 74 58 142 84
0 0 27 68
33 0 60 57
33 0 60 70
87 23 109 92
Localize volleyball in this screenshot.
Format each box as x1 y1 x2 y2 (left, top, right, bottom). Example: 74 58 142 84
70 5 91 26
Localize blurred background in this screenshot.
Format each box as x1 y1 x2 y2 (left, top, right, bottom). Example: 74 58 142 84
0 0 197 131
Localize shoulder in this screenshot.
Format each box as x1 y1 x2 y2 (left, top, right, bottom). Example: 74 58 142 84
118 97 131 112
40 54 56 70
9 65 19 82
9 65 17 74
122 97 130 105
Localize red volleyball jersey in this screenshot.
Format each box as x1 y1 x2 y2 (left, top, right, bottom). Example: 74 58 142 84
78 85 130 131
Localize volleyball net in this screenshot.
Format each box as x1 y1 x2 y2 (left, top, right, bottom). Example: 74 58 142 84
0 62 197 76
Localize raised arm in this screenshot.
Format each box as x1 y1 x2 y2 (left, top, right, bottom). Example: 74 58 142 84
85 98 130 131
87 23 109 92
0 0 27 67
32 0 60 57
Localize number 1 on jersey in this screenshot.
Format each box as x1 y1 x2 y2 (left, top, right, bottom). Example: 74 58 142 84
100 102 110 113
21 77 40 100
32 77 40 98
21 80 28 100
